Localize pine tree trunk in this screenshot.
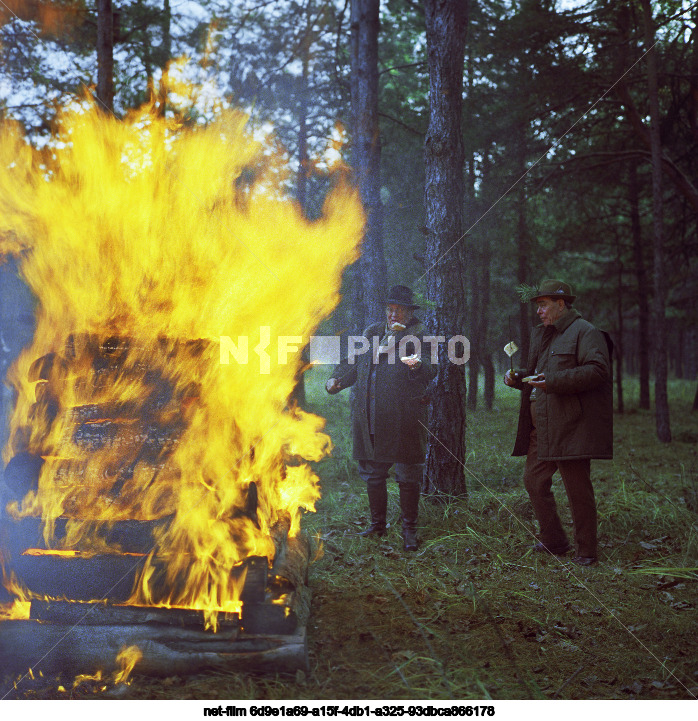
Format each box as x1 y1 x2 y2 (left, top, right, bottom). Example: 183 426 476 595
157 0 172 115
423 0 468 497
615 249 624 414
466 251 480 411
96 0 114 112
629 161 651 409
515 124 531 362
641 0 671 442
350 0 386 330
480 238 494 410
290 35 312 409
465 90 478 411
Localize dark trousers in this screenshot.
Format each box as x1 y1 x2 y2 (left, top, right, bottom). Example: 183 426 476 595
523 404 597 558
357 460 423 489
357 459 421 533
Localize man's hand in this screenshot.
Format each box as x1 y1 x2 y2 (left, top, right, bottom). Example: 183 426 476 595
400 353 421 369
528 373 546 391
503 370 518 387
325 378 342 394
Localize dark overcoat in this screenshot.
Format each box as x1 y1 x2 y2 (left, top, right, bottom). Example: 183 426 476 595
331 318 437 464
511 309 613 461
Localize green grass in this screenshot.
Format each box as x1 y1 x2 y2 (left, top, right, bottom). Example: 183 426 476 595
21 369 698 700
299 370 697 700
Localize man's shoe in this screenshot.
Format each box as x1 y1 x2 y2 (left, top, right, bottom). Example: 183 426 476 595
571 555 598 566
533 541 571 556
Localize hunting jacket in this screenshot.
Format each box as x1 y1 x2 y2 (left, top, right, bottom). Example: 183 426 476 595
511 308 613 461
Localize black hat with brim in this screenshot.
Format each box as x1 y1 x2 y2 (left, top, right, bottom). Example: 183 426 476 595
385 284 420 309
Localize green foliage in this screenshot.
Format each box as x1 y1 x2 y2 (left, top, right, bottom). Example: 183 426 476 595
515 283 539 303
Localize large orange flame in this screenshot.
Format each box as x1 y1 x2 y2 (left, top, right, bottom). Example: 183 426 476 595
0 97 363 620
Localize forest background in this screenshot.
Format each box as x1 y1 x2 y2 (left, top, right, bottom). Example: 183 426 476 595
0 0 697 702
2 0 698 460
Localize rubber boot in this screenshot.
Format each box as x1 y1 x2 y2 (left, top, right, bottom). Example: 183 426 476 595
359 482 387 537
399 483 420 551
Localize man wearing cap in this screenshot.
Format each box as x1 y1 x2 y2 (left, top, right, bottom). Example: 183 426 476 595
504 279 613 566
325 285 437 551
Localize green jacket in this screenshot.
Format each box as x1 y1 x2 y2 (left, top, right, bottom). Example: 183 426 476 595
512 308 613 461
331 318 437 463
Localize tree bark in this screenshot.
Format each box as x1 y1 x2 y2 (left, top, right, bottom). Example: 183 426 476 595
515 123 531 362
640 0 671 442
629 160 651 409
96 0 114 112
290 26 312 409
350 0 387 331
466 246 480 410
690 4 698 144
156 0 172 115
480 238 494 410
615 247 624 414
479 151 494 410
422 0 468 497
465 51 478 411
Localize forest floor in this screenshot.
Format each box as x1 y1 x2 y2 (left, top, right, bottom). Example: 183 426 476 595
10 370 698 701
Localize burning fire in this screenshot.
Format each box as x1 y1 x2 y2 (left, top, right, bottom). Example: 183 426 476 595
0 96 363 623
0 599 30 621
113 645 143 685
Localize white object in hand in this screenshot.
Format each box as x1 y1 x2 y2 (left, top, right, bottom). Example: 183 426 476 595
522 374 543 383
401 353 420 368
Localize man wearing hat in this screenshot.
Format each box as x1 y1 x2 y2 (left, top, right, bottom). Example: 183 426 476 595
326 285 437 551
504 279 613 566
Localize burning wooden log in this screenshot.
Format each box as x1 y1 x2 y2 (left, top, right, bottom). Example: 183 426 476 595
4 551 267 604
0 527 312 681
2 332 315 681
0 515 171 557
29 599 240 629
0 621 308 684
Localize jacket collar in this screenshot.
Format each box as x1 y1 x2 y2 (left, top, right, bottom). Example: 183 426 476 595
535 307 581 333
553 307 581 333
